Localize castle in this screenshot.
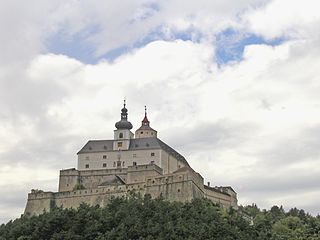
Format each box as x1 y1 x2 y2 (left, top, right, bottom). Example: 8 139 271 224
24 102 238 216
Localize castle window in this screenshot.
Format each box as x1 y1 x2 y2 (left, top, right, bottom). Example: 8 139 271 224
135 144 139 147
117 142 123 147
133 154 136 158
122 161 125 166
117 161 121 167
178 189 180 193
85 164 89 169
141 131 143 134
146 143 149 147
85 156 89 160
104 145 107 150
151 152 155 157
88 146 92 150
151 132 154 135
103 155 107 159
119 133 123 138
133 161 137 166
113 162 116 167
150 160 154 164
103 163 107 168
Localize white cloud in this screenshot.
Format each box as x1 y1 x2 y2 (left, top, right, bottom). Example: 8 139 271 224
243 0 320 40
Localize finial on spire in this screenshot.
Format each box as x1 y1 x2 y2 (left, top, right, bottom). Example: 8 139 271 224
123 98 126 108
142 105 150 126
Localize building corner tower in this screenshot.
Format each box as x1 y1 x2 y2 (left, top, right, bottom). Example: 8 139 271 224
135 106 157 139
113 100 134 150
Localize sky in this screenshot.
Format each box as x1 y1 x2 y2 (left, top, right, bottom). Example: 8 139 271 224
1 0 320 223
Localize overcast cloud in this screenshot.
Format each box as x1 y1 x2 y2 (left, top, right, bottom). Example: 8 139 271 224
1 0 320 223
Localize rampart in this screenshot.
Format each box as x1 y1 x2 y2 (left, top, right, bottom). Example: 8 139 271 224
25 164 237 216
24 164 206 216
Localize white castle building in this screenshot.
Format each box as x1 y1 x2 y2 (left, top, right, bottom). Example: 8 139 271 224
24 102 238 216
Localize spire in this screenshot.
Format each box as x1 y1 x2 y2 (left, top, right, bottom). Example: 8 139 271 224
135 105 157 138
115 99 133 130
121 99 128 121
142 105 150 126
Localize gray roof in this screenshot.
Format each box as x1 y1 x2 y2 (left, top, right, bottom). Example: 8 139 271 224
204 185 231 196
77 137 189 166
136 125 157 131
98 175 125 186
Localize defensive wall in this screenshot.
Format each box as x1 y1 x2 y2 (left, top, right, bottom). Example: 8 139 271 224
25 164 237 216
25 164 206 216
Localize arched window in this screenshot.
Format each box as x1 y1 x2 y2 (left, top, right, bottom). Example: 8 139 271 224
119 133 123 138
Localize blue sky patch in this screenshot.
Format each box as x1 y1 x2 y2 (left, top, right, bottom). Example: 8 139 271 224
46 25 282 66
45 18 204 64
215 28 284 66
45 26 101 64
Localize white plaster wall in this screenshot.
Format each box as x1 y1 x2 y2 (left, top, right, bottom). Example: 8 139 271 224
78 149 161 170
160 150 186 174
135 129 157 138
113 129 133 140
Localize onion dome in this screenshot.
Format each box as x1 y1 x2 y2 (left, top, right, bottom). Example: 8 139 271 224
115 100 133 130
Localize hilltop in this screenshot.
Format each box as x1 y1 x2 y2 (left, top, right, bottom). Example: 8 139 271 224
1 195 320 240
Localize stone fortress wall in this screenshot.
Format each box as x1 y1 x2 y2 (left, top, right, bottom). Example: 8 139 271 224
25 163 237 216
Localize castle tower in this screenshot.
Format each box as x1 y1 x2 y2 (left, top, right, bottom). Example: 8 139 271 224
113 100 134 150
135 106 157 138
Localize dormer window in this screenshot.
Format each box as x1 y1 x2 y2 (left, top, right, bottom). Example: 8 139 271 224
88 146 92 150
119 133 123 139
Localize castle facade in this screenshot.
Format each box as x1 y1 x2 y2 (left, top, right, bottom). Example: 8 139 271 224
24 102 238 216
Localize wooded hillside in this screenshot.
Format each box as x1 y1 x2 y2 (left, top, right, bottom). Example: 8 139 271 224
1 194 319 240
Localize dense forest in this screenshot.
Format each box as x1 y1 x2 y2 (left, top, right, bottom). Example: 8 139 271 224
1 194 319 240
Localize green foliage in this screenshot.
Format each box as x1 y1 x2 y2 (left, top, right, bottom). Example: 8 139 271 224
72 183 86 190
1 196 319 240
240 205 320 240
